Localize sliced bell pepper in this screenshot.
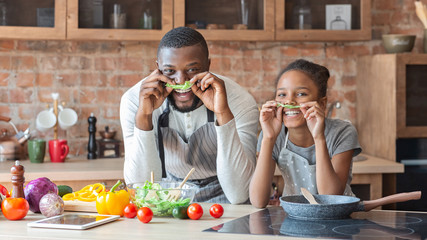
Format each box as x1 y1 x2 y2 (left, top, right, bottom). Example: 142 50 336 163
277 103 300 109
0 184 10 198
62 183 106 202
96 180 130 216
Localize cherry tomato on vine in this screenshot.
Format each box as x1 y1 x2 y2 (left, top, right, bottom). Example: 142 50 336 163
209 204 224 218
1 197 29 221
137 207 153 223
123 203 138 218
187 203 203 220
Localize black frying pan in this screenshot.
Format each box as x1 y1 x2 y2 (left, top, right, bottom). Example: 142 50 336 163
280 191 421 220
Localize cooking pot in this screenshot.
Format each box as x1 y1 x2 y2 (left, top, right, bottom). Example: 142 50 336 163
280 191 421 220
0 116 30 161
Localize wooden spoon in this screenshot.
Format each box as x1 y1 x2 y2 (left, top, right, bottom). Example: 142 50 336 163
301 187 319 204
415 1 427 28
166 168 195 201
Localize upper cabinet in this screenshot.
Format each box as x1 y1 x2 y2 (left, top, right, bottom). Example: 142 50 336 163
276 0 371 41
0 0 66 40
173 0 275 41
0 0 371 41
67 0 173 40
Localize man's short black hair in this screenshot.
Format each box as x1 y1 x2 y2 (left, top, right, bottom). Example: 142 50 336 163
157 27 209 58
276 59 330 98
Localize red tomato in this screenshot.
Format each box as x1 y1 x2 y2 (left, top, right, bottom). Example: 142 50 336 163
187 203 203 220
209 204 224 218
1 197 29 221
123 203 138 219
137 207 153 223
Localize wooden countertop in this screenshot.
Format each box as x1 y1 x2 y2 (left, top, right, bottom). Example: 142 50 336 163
0 157 124 183
0 153 403 184
0 203 423 240
0 203 282 240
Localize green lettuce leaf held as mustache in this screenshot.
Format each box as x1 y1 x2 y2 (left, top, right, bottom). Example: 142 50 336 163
165 81 194 90
277 103 301 109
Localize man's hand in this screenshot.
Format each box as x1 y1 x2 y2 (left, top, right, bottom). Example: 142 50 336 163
189 72 233 125
136 69 174 130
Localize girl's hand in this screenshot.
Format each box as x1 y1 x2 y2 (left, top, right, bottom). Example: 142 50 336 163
259 101 283 139
300 101 325 140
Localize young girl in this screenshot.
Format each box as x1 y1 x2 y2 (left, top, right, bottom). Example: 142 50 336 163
249 59 361 208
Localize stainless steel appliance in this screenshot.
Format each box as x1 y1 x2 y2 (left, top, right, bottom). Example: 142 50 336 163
396 138 427 211
205 207 427 239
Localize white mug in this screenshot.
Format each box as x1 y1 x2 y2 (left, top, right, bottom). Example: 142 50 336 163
36 108 56 132
58 108 78 130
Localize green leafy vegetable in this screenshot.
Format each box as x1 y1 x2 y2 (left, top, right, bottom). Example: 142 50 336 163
165 81 193 90
277 103 300 109
133 181 191 216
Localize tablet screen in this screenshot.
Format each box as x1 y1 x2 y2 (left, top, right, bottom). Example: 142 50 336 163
28 214 120 230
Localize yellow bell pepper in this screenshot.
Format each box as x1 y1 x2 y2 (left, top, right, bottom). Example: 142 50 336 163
62 183 106 202
96 180 130 216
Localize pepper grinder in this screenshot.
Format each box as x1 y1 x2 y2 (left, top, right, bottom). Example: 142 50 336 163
11 160 25 198
87 112 97 159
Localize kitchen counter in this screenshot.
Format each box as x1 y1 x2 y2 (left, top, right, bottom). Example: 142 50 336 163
0 154 403 200
0 203 269 240
1 203 426 240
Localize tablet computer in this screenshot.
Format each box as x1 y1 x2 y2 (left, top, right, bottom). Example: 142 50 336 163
27 213 120 230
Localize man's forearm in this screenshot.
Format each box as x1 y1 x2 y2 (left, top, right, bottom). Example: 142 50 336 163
123 129 162 184
216 118 257 204
135 111 154 131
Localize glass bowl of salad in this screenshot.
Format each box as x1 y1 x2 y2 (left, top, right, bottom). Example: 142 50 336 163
126 181 197 217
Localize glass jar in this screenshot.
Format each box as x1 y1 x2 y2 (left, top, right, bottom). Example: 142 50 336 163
0 0 7 26
292 0 312 29
139 0 153 29
110 4 126 29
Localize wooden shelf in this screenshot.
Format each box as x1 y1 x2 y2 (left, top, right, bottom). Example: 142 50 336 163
0 0 66 40
275 0 371 41
67 0 173 41
0 0 371 41
174 0 275 41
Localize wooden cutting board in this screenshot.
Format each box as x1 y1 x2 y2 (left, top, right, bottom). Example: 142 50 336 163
64 200 97 212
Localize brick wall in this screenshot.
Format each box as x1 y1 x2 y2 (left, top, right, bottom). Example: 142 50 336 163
0 0 426 157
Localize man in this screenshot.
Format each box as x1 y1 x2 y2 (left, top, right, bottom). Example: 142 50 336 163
120 27 258 204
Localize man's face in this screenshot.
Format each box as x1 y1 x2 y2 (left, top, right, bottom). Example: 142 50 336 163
157 44 210 112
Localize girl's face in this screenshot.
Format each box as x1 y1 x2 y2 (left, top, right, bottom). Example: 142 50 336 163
275 70 326 128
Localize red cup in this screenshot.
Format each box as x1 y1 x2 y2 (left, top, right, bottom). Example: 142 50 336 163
48 139 69 163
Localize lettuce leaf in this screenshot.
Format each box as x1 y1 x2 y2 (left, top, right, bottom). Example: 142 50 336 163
165 81 193 90
133 181 192 216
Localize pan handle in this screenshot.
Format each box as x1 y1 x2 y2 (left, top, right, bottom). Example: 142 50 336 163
0 116 11 122
362 191 422 211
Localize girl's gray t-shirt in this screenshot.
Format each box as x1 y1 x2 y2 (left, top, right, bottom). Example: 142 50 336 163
257 118 362 164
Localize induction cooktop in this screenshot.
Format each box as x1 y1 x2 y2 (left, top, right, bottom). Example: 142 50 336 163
204 207 427 239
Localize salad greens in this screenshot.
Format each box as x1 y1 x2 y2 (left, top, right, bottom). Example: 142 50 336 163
277 103 300 109
165 81 193 90
133 181 191 216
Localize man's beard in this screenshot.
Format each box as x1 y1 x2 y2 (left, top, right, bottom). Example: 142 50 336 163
167 94 201 113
